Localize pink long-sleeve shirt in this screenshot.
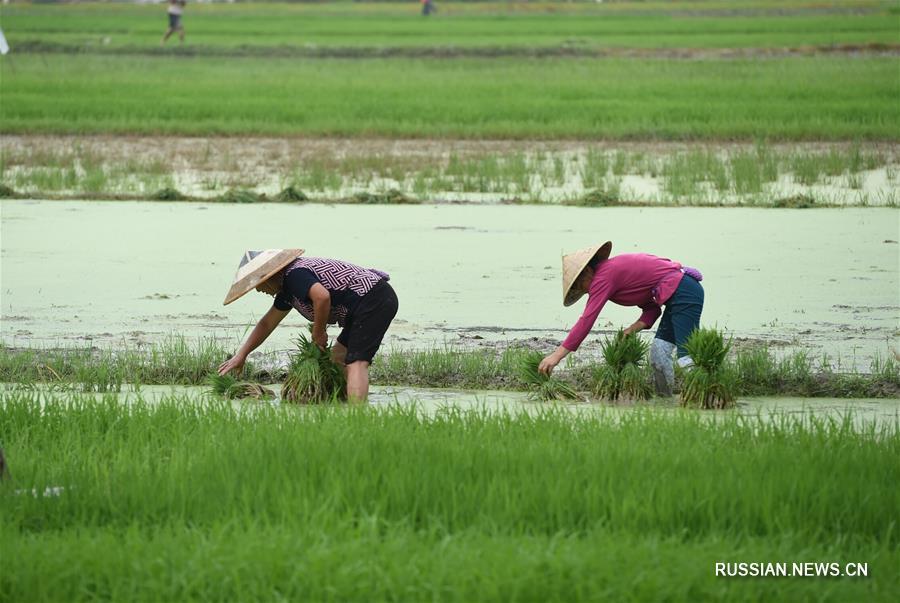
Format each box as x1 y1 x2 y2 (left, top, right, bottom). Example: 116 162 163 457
562 253 685 352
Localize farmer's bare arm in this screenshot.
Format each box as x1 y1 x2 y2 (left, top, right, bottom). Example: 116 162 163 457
218 306 289 375
539 345 571 375
623 320 650 336
309 283 331 348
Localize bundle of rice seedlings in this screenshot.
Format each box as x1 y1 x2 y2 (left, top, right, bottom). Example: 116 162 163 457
282 332 346 404
680 327 736 409
207 373 275 401
517 351 580 402
275 185 308 203
218 188 262 204
592 330 652 402
150 187 186 201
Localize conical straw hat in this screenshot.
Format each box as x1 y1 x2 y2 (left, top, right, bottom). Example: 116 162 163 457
561 241 612 307
223 249 304 306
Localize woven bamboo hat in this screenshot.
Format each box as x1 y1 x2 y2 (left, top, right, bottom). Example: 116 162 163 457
561 241 612 307
223 249 304 306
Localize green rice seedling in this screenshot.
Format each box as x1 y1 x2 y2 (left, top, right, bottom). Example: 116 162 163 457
754 142 779 183
282 332 346 404
552 155 566 184
564 188 618 207
73 355 124 393
505 152 531 194
789 153 822 186
206 373 274 401
772 194 816 208
275 185 308 203
592 330 652 402
680 328 736 409
580 148 609 189
517 351 580 402
661 152 703 200
729 150 763 195
349 189 416 204
218 188 262 203
846 172 864 190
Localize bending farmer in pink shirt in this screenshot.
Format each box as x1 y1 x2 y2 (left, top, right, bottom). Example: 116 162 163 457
538 241 704 396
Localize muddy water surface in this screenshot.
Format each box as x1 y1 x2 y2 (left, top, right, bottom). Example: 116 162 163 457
1 201 897 369
3 383 897 431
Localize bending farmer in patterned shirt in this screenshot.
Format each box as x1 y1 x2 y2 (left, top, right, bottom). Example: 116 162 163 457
219 249 399 402
538 241 704 396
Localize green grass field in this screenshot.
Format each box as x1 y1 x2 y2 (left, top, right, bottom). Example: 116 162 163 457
1 395 898 601
1 55 897 139
0 1 897 140
2 1 897 52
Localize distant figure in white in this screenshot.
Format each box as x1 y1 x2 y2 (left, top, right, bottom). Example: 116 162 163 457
161 0 186 45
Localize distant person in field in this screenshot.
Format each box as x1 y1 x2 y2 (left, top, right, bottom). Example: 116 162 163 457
421 0 436 17
161 0 186 45
218 249 399 403
538 241 705 397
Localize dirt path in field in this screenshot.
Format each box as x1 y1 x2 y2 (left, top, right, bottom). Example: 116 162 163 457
14 41 900 60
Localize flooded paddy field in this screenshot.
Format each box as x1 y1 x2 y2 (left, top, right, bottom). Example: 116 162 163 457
2 200 897 370
5 382 898 431
3 2 898 600
2 136 898 206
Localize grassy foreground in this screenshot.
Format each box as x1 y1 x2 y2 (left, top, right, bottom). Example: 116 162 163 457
1 55 897 140
1 394 898 601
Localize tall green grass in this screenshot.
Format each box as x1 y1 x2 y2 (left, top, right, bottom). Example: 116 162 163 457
1 394 897 601
2 55 897 140
0 337 246 389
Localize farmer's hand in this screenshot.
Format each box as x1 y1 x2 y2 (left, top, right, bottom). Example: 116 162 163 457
218 354 246 376
538 353 561 376
312 328 328 350
539 346 571 376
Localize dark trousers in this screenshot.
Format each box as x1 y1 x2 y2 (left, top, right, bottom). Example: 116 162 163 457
654 275 704 357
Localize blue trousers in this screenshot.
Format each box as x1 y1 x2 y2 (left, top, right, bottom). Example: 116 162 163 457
654 275 704 357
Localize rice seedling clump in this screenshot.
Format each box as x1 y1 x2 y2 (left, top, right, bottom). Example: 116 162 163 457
282 333 346 404
275 185 308 203
592 330 653 402
150 186 186 201
206 373 274 401
217 188 262 204
680 327 736 409
518 351 580 401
